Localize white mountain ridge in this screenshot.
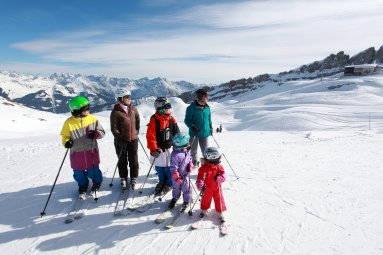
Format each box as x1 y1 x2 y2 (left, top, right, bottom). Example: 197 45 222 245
0 71 202 113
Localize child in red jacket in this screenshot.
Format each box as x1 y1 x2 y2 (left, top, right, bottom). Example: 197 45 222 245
196 146 226 222
146 97 180 194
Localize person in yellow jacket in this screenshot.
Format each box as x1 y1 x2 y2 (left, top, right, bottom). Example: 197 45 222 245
60 96 105 198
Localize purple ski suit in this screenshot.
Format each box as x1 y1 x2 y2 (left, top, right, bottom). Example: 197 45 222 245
170 148 193 203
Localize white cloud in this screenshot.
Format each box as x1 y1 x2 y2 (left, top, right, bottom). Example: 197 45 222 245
6 0 383 83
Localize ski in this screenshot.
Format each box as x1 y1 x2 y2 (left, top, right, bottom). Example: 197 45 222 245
164 204 188 229
155 208 173 224
64 193 91 224
129 188 171 213
219 220 228 236
113 188 131 216
130 194 155 212
190 213 228 235
191 213 206 230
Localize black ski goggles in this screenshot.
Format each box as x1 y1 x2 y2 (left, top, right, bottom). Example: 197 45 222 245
80 105 90 111
163 103 172 109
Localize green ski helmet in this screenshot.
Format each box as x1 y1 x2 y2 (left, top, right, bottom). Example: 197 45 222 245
69 96 90 112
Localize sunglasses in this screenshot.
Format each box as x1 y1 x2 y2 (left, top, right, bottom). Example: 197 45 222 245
164 103 172 109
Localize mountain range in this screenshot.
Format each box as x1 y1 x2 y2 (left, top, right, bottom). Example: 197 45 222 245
0 73 200 113
1 45 382 113
180 45 383 102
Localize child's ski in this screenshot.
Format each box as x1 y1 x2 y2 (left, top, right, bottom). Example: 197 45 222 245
64 193 91 224
155 208 173 224
190 213 228 235
128 190 156 212
164 204 188 229
219 220 228 235
191 213 206 230
132 196 155 212
113 188 131 216
129 188 171 213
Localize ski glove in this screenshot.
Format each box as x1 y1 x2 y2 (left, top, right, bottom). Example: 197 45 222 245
215 172 226 184
64 139 73 149
151 149 162 158
172 171 183 184
216 175 225 184
118 140 128 149
87 130 97 139
196 179 204 191
192 125 199 133
187 162 194 172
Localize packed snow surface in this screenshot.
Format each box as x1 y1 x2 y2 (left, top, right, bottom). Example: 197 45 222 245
1 74 383 254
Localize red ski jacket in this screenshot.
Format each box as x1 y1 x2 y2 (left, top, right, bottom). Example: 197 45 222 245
146 112 179 153
196 162 225 190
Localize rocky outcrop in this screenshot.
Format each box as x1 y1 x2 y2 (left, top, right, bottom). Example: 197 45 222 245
297 51 350 74
179 86 211 103
375 45 383 64
203 45 383 102
348 47 376 65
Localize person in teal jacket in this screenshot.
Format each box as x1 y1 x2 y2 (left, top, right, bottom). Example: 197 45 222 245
184 89 213 167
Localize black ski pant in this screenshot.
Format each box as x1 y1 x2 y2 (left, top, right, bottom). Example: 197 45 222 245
114 139 139 180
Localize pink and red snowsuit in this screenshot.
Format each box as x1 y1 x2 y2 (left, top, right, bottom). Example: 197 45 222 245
196 162 226 213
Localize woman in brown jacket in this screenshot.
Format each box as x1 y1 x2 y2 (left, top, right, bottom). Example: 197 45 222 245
110 88 140 190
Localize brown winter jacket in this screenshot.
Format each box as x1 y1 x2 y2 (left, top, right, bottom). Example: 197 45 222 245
110 103 140 142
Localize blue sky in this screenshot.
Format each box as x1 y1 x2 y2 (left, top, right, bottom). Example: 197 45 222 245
1 0 382 84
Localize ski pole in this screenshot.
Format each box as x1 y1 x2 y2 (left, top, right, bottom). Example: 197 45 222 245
138 137 150 161
211 135 239 180
40 148 69 217
138 158 156 194
218 183 224 219
190 181 199 198
188 172 192 213
90 138 98 202
158 187 172 201
188 185 205 216
109 148 124 187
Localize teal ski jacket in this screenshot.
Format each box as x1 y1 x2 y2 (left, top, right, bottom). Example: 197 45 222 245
184 101 212 138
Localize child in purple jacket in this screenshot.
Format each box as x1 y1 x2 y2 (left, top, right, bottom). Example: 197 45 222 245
168 132 193 210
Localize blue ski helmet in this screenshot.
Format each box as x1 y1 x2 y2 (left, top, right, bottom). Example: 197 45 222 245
172 132 190 148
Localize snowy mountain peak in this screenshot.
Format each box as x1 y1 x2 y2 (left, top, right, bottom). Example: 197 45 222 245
0 72 201 113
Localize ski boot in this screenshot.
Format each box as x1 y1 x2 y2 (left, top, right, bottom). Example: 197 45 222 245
168 198 178 209
154 183 164 195
162 185 172 194
130 178 137 190
199 210 207 218
78 186 87 199
218 213 226 223
120 178 127 190
91 182 101 192
180 201 189 211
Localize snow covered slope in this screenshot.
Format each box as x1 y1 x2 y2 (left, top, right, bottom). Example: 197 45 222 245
0 74 383 255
